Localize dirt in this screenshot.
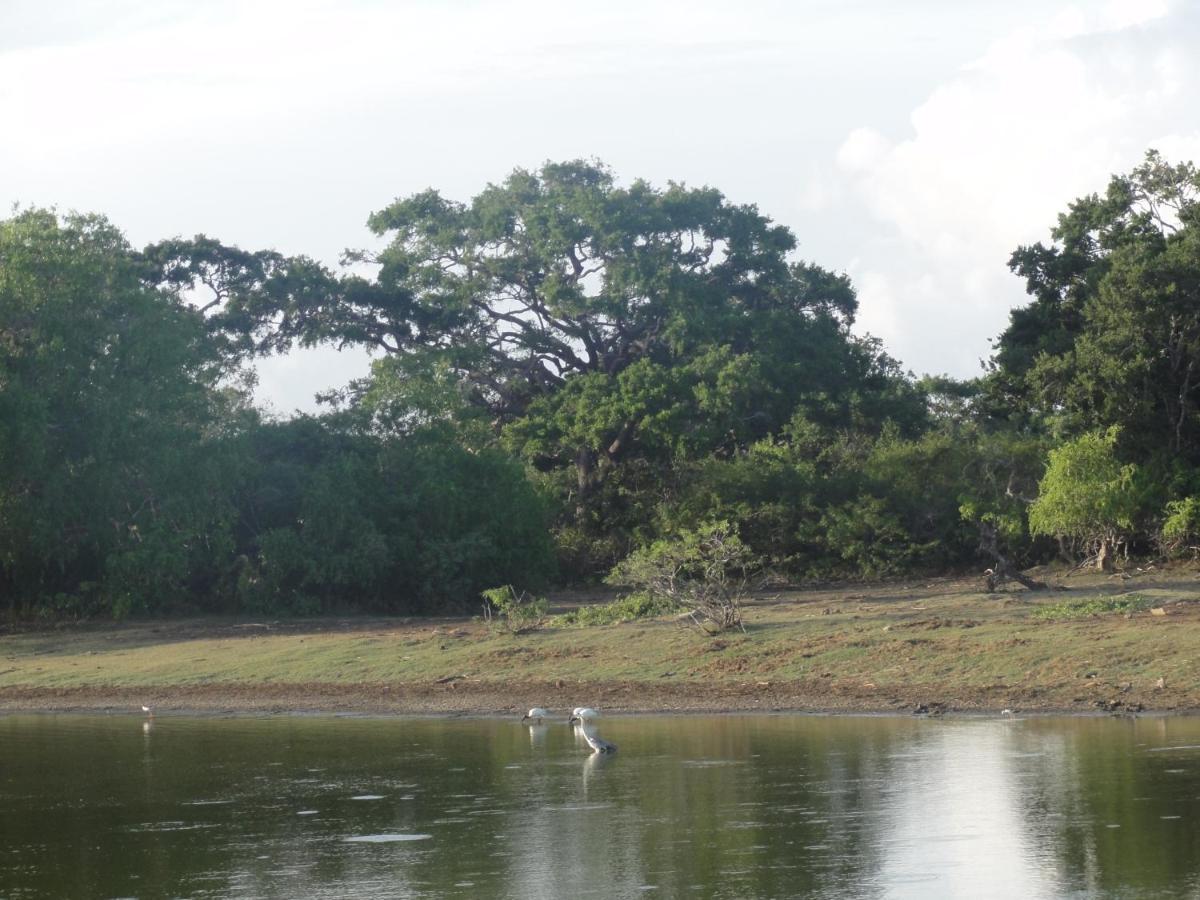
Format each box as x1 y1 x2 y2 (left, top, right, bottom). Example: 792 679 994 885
1 676 1196 718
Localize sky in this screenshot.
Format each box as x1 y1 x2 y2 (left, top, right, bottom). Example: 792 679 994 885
2 0 1197 413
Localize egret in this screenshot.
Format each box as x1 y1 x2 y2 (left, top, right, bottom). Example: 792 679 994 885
568 708 618 754
141 705 154 719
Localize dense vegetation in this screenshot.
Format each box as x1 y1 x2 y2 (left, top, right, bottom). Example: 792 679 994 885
2 152 1197 618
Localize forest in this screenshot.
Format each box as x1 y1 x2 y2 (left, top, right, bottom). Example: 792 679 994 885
2 151 1198 619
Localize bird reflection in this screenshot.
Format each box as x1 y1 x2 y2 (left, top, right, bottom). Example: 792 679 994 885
582 746 617 795
526 723 549 748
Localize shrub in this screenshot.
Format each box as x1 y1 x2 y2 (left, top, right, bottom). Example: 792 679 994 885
1161 497 1200 558
607 522 758 634
555 591 678 626
1028 428 1140 569
481 585 548 634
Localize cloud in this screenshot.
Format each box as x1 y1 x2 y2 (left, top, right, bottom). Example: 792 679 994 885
835 1 1200 378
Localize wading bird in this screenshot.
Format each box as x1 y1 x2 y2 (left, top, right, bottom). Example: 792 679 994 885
521 707 551 723
568 708 618 754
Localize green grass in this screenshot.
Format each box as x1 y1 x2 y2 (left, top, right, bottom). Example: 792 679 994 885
1032 593 1153 621
1 569 1198 709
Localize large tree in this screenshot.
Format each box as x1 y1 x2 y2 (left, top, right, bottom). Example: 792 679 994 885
0 210 243 614
152 161 919 507
992 151 1200 460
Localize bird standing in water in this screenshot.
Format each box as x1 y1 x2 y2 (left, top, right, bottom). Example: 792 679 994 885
568 708 617 754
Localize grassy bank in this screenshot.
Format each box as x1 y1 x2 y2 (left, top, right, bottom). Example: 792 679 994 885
1 568 1198 716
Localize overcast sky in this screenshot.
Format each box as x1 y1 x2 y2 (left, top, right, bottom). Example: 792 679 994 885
3 0 1197 413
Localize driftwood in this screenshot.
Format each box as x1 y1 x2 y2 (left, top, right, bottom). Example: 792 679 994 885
979 522 1049 593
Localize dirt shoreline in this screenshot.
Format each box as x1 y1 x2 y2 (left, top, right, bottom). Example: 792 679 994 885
2 679 1195 718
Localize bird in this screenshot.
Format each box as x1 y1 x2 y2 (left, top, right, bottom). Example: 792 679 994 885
521 707 551 723
141 705 154 719
568 708 618 754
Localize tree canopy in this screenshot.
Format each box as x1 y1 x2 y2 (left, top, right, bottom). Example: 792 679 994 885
8 152 1200 619
0 210 240 614
993 151 1200 460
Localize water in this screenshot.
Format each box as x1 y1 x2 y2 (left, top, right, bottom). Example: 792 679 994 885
1 714 1199 898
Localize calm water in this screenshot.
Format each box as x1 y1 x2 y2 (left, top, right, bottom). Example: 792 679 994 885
2 714 1199 899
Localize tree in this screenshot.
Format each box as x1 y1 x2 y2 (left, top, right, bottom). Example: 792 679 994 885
1027 429 1141 570
0 210 243 615
992 151 1200 461
156 162 914 495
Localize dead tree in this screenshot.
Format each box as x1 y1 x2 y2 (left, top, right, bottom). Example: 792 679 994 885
978 521 1049 593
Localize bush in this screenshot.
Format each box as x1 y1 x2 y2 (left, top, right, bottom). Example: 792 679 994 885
555 591 678 626
1161 497 1200 558
608 522 758 634
232 419 556 615
1028 428 1141 569
481 585 548 634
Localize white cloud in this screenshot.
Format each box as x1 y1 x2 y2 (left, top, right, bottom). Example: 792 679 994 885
5 0 1198 403
835 0 1200 377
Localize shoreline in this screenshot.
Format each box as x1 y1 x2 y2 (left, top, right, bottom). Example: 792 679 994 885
2 679 1195 718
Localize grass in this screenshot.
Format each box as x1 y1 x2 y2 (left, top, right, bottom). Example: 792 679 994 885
1031 593 1154 621
1 567 1198 711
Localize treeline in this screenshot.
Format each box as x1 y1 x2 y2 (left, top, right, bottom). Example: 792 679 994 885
1 152 1197 618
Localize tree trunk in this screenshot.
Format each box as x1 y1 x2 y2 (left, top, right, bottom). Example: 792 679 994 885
574 446 598 521
978 521 1049 592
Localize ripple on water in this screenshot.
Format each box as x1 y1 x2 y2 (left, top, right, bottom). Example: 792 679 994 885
544 802 614 812
350 795 385 801
343 833 433 843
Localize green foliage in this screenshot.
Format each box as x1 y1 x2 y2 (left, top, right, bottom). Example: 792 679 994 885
820 495 926 578
232 419 556 616
608 522 757 633
555 591 678 626
187 160 926 579
1032 594 1152 621
1161 497 1200 556
15 154 1200 619
1028 428 1141 555
480 585 548 633
995 151 1200 462
0 209 243 616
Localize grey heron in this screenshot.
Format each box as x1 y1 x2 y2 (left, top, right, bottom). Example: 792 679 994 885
568 708 618 754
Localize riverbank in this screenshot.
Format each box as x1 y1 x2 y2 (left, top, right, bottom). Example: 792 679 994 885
2 568 1198 716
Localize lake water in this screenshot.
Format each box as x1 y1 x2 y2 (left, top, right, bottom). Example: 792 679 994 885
1 713 1199 898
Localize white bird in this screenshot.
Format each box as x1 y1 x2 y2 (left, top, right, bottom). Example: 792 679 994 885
521 707 551 723
141 705 154 719
568 708 618 754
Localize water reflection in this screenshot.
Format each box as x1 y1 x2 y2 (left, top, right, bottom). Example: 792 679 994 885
1 714 1199 898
